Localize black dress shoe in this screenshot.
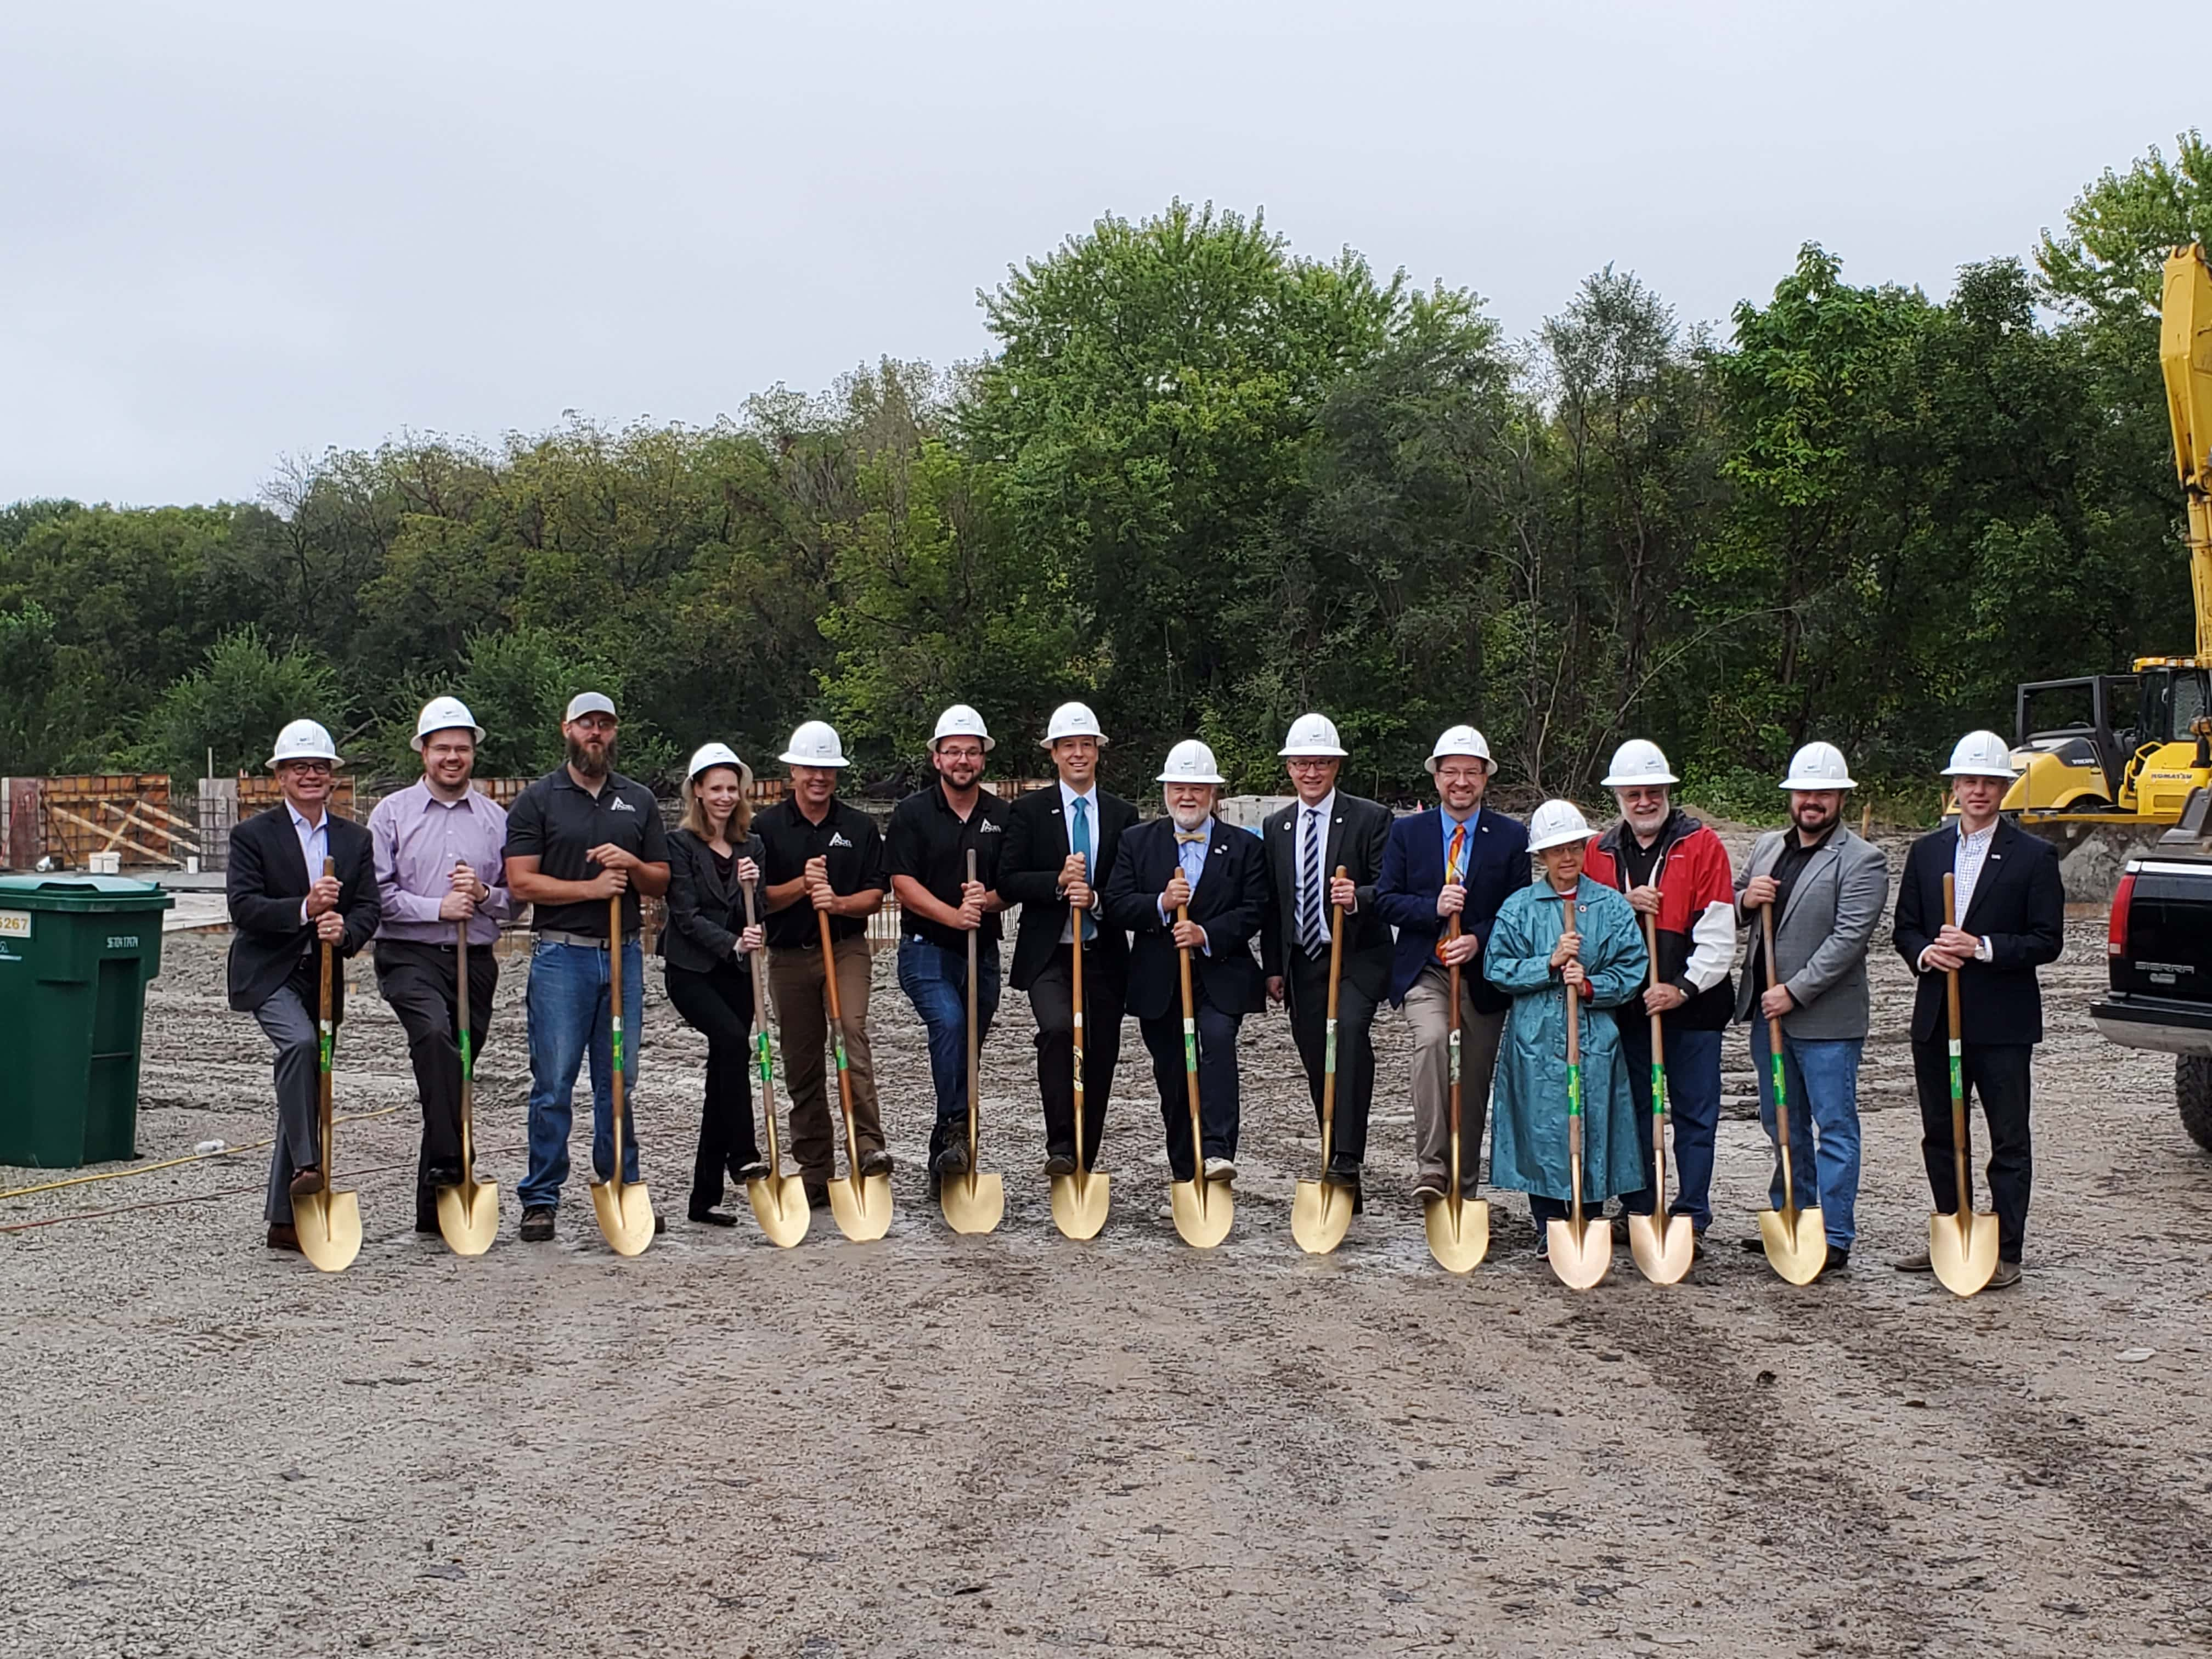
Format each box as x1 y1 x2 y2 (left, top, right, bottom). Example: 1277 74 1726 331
1322 1163 1361 1189
689 1205 740 1227
415 1218 441 1235
1041 1151 1078 1178
424 1162 465 1188
804 1181 832 1211
266 1222 300 1251
857 1149 894 1178
734 1160 770 1183
654 1215 668 1235
520 1206 555 1243
1821 1245 1850 1275
933 1144 970 1178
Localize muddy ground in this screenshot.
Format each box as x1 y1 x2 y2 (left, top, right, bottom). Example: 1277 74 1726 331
5 836 2211 1658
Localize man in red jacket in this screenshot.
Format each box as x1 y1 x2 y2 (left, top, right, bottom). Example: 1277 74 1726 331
1582 739 1736 1246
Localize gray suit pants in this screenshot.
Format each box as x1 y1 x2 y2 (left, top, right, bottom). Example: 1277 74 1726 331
1404 963 1504 1197
254 983 323 1223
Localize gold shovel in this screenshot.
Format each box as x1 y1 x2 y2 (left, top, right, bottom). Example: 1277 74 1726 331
590 894 656 1255
1547 889 1611 1289
1168 900 1233 1248
1424 908 1490 1272
434 916 499 1256
1292 866 1355 1255
741 882 808 1247
941 850 1005 1234
1626 912 1694 1284
1049 899 1110 1239
1754 903 1825 1284
1929 872 2000 1296
295 859 363 1274
820 907 892 1242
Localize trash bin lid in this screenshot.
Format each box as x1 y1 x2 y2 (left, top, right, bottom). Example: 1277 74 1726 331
0 874 177 912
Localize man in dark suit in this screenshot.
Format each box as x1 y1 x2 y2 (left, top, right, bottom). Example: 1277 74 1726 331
1891 730 2063 1289
999 702 1139 1174
1260 713 1393 1208
1375 725 1531 1203
225 719 381 1252
1105 740 1269 1184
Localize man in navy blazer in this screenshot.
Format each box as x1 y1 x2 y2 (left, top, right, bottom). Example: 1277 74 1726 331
1375 725 1530 1203
226 719 381 1252
1104 740 1269 1185
1890 730 2064 1288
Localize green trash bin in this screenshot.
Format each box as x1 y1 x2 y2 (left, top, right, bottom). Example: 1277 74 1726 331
0 874 176 1169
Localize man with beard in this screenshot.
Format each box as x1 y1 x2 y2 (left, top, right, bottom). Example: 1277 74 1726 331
1733 742 1889 1276
503 692 670 1243
1581 740 1736 1246
756 720 889 1207
226 719 381 1251
1000 702 1138 1176
367 696 511 1235
1103 740 1268 1187
887 704 1009 1187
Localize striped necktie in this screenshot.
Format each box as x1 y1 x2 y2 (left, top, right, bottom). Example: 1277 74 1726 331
1435 822 1466 963
1296 807 1327 954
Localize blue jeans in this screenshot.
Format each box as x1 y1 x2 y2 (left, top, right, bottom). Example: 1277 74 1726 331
1751 1018 1863 1249
896 936 1000 1153
1616 1022 1722 1229
519 939 642 1210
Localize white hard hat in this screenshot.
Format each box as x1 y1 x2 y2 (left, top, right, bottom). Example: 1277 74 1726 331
1602 738 1678 789
1780 741 1855 792
685 741 754 791
411 696 484 751
778 720 850 769
1042 701 1109 748
1942 729 2017 780
267 718 341 770
931 703 995 752
1279 712 1347 758
1158 739 1227 786
1527 798 1597 853
1425 724 1494 775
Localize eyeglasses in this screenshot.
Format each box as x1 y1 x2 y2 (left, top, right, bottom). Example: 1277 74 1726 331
284 761 334 776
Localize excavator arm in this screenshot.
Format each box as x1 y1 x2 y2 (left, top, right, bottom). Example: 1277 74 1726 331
2158 245 2212 662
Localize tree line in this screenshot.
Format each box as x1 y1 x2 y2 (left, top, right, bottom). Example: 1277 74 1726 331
4 135 2208 816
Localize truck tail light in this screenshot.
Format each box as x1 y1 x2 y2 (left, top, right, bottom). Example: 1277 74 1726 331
2108 871 2135 958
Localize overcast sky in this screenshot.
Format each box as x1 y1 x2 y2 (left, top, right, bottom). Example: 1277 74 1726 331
0 2 2175 507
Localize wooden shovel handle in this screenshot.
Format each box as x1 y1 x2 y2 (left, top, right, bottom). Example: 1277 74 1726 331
1560 889 1579 1068
318 856 336 1190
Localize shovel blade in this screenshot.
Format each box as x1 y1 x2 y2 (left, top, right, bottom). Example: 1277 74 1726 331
826 1172 893 1242
1627 1210 1695 1285
746 1173 811 1247
1756 1204 1827 1284
1929 1209 2001 1296
1290 1178 1353 1255
590 1176 656 1257
1547 1215 1612 1290
1170 1176 1233 1249
435 1177 499 1257
1049 1170 1110 1240
293 1188 362 1274
940 1170 1005 1235
1423 1194 1491 1273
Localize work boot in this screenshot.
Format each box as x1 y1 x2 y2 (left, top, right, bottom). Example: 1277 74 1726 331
933 1143 970 1179
520 1205 555 1243
857 1149 894 1178
266 1222 300 1252
1987 1260 2022 1289
287 1166 324 1198
1821 1245 1850 1276
1203 1156 1236 1183
1893 1248 1934 1273
1041 1150 1078 1178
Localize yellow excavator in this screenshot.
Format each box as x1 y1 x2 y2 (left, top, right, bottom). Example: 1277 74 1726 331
2004 244 2212 899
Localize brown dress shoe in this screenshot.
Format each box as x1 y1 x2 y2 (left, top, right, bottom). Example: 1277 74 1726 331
288 1167 324 1198
267 1222 301 1251
1987 1260 2022 1289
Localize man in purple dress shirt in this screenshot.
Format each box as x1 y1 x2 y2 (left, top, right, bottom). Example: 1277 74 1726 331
368 697 512 1233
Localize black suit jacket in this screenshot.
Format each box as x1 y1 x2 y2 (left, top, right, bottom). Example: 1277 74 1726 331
1891 818 2064 1045
1000 785 1139 991
661 827 766 975
1259 792 1394 1006
1104 815 1269 1021
225 804 379 1017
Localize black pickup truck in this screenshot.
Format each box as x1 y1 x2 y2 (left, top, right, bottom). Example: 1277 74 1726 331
2092 847 2212 1150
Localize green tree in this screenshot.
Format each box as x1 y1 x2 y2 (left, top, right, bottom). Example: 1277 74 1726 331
128 628 346 779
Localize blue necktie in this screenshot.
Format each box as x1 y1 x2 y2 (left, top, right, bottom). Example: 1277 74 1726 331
1071 797 1094 943
1296 808 1326 954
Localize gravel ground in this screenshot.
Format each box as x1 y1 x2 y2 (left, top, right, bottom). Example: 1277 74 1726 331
4 832 2211 1658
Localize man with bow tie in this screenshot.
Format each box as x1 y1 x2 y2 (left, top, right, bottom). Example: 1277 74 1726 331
1104 740 1269 1186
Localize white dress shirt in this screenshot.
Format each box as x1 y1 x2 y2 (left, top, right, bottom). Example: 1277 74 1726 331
289 801 330 926
1057 780 1103 946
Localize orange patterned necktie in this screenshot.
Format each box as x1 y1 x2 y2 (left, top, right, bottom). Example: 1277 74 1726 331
1436 823 1466 962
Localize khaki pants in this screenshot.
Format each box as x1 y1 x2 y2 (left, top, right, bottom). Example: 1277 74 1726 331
768 936 882 1183
1403 963 1504 1195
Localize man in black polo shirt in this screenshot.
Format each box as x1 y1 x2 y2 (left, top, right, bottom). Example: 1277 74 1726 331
887 704 1010 1187
757 719 890 1206
503 692 670 1243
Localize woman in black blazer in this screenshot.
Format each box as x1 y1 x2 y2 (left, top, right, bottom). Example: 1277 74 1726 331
662 743 768 1225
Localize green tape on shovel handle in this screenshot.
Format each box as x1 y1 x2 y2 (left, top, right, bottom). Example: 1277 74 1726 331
833 1033 848 1070
460 1030 473 1080
1768 1052 1785 1108
1183 1017 1196 1071
755 1030 773 1090
319 1028 332 1074
1566 1062 1583 1118
1324 1018 1338 1075
1650 1060 1666 1120
612 1026 623 1072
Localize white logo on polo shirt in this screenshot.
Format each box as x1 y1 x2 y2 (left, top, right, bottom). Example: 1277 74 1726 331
608 798 636 812
829 832 853 848
978 821 1002 833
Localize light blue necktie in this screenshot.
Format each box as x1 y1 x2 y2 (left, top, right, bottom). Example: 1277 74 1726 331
1071 797 1094 943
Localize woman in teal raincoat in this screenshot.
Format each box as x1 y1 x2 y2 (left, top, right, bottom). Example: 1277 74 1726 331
1483 799 1649 1252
